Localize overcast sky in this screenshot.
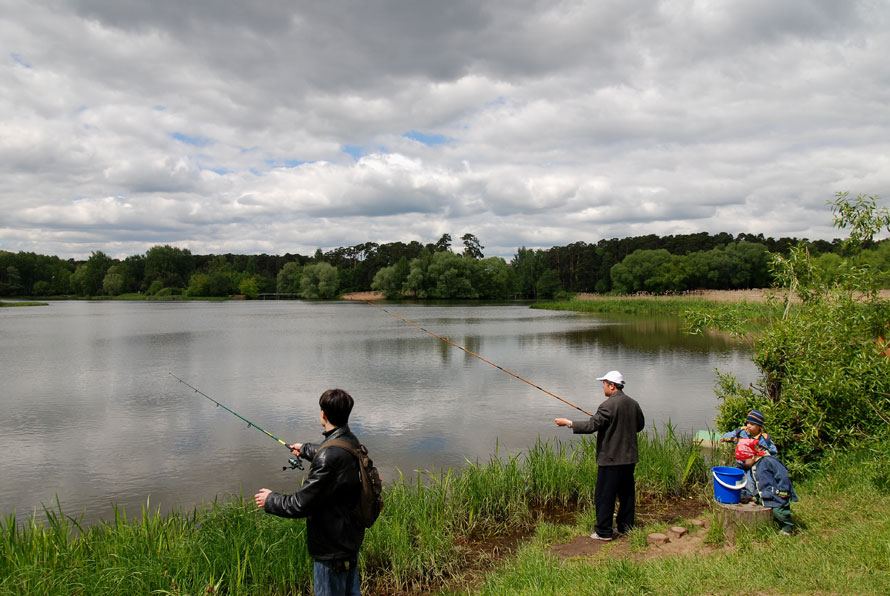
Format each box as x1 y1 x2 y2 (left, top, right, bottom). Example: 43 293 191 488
2 0 889 261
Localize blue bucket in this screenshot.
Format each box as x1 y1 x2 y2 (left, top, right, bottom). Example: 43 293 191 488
712 466 746 504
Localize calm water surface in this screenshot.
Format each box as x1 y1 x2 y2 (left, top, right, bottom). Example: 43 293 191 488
1 300 756 525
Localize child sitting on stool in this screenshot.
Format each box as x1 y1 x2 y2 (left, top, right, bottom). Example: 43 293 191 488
722 409 778 498
735 438 798 536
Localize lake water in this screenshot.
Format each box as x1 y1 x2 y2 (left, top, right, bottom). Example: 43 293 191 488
0 300 757 525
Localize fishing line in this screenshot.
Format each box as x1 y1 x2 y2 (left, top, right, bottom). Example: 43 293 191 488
169 373 303 470
362 301 593 417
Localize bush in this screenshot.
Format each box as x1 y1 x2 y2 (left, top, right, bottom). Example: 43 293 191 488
708 193 890 474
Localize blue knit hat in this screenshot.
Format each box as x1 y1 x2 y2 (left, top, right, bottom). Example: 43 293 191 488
746 410 765 427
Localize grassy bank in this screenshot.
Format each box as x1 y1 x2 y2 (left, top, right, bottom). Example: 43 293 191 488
1 427 715 596
29 294 230 301
5 430 886 595
533 295 783 338
532 295 779 318
0 301 47 307
460 440 890 596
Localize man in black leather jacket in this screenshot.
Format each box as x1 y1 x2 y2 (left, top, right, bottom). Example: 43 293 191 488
254 389 364 596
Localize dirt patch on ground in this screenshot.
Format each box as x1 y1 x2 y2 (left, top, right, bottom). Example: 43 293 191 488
549 527 719 561
547 495 720 561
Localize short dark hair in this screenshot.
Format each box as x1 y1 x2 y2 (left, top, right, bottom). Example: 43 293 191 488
319 388 354 427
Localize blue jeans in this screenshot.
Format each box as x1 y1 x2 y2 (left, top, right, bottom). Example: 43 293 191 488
313 559 360 596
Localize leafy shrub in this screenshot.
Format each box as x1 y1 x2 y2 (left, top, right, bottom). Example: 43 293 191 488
708 193 890 474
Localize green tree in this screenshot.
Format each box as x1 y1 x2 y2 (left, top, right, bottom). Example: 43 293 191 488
724 241 770 288
431 233 452 253
404 250 435 298
102 265 125 296
1 265 24 296
238 276 260 299
371 257 411 298
512 247 545 298
144 245 194 290
649 253 689 294
32 280 51 295
300 262 339 299
427 251 476 298
461 233 484 259
73 251 114 296
119 255 145 294
186 273 211 297
187 270 236 297
146 279 165 295
276 262 302 294
686 248 735 289
862 240 890 287
610 249 674 294
535 268 563 299
813 252 845 286
471 257 515 299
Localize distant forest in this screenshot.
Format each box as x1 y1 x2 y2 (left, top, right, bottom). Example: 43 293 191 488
2 231 889 299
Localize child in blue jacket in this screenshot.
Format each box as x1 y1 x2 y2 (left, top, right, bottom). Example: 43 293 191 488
736 438 798 535
722 409 778 497
721 409 778 457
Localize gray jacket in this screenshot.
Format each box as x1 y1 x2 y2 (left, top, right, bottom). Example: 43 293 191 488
572 390 645 466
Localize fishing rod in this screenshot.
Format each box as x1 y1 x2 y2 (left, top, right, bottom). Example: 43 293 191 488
361 301 593 417
169 373 303 471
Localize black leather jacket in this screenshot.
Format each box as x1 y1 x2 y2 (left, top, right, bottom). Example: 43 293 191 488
263 425 364 561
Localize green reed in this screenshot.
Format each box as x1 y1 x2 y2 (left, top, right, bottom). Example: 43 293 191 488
533 295 778 321
637 421 721 497
2 426 712 595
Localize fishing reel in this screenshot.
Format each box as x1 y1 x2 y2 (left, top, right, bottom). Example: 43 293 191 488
284 456 304 471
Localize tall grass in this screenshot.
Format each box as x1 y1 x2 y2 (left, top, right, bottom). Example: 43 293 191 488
637 421 719 497
1 426 715 595
533 295 778 321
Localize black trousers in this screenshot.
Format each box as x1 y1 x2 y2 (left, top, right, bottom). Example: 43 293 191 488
594 463 636 538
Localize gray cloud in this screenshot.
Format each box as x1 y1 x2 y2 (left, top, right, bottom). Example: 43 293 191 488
1 0 888 260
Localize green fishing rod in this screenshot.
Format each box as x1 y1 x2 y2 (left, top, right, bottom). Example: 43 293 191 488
169 373 303 471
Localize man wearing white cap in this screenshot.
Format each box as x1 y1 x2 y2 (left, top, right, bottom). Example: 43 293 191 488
555 370 645 541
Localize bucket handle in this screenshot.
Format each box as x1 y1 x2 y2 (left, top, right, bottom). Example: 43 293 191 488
712 470 747 491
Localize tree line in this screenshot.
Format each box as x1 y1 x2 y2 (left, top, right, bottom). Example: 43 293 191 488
2 230 889 299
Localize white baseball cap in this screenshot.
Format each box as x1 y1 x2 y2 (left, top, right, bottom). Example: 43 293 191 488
596 370 625 385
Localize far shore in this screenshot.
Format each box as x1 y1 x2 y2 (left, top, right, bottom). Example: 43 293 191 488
341 289 890 303
7 288 889 304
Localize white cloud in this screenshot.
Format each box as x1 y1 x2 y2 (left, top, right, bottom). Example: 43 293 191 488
0 0 888 260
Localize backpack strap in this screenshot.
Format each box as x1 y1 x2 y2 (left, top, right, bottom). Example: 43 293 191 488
317 437 362 459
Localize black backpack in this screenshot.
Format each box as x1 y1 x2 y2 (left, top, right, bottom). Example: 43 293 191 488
318 438 383 528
